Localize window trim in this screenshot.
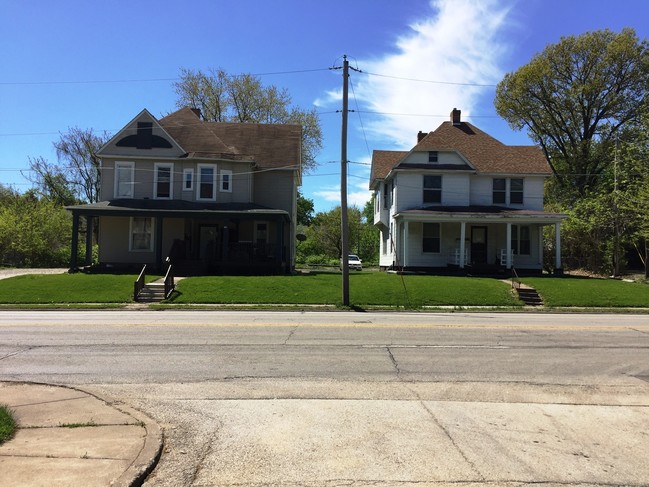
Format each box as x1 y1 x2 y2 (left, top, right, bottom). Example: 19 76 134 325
428 151 438 163
114 161 135 199
422 222 441 254
153 162 174 200
511 225 531 256
492 178 506 205
182 168 194 191
423 175 442 205
220 169 233 193
129 216 154 252
510 178 524 205
196 164 217 201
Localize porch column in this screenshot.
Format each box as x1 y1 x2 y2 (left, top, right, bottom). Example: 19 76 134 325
538 225 544 267
85 216 93 266
459 222 466 268
70 212 80 270
276 220 284 263
155 217 163 271
506 223 512 269
222 226 230 261
555 221 563 274
403 222 409 268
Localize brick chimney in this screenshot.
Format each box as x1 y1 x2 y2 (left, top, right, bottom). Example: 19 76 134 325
451 108 461 125
417 131 427 143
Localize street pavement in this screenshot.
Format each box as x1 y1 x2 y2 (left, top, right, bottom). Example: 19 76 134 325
1 312 649 485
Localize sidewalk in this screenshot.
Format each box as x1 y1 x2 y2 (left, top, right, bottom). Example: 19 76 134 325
0 382 162 487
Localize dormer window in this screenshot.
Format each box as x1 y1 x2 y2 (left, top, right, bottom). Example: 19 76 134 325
428 151 438 163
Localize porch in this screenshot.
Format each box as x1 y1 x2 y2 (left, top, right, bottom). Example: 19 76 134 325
390 207 568 275
66 200 292 275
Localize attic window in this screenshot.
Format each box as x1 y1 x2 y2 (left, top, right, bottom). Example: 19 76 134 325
428 151 438 163
116 122 173 150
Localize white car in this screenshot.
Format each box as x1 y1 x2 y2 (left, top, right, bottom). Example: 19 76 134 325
342 254 362 271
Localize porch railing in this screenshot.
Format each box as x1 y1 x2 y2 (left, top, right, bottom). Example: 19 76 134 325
134 264 146 301
448 247 469 266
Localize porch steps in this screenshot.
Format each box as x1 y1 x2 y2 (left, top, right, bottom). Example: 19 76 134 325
136 282 166 303
515 286 543 306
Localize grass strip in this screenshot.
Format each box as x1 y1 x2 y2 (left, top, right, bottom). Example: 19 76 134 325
0 405 16 444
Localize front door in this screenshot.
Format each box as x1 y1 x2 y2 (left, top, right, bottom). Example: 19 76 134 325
471 226 488 264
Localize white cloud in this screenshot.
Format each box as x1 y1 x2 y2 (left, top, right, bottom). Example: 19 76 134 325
314 179 372 209
344 0 512 149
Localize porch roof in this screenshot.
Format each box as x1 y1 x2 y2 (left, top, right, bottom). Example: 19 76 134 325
66 199 290 220
394 205 567 224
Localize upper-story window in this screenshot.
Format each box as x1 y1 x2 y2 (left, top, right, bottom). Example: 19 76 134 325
197 164 217 200
493 178 524 205
510 178 524 204
220 170 232 192
383 182 390 209
428 151 438 163
423 175 442 204
114 161 134 199
182 168 194 191
154 163 173 199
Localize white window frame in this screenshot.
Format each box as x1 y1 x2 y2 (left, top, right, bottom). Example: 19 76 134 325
114 161 134 199
423 175 442 205
129 217 154 252
154 163 174 200
182 168 194 191
220 169 233 193
196 164 217 201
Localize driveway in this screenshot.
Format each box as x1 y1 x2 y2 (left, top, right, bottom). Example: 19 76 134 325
0 268 68 280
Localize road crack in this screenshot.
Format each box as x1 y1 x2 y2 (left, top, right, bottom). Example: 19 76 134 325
0 346 34 361
386 346 401 378
283 325 298 345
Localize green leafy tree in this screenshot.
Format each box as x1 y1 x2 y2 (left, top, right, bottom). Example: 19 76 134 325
495 28 648 200
297 191 315 226
173 68 323 173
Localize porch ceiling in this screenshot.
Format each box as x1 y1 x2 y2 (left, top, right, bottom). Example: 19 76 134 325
66 199 290 220
394 205 567 224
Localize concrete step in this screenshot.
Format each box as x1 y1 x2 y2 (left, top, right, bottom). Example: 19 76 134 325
516 287 543 306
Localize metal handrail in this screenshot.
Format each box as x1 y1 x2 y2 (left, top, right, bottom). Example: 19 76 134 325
511 266 521 290
163 263 174 299
134 264 147 301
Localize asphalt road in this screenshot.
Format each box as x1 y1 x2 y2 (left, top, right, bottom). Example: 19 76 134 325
1 310 649 486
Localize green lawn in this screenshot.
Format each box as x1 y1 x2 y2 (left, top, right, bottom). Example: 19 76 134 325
0 405 16 444
521 276 649 307
171 273 521 307
0 273 158 304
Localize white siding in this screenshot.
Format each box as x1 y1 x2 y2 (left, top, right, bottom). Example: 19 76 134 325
401 151 467 166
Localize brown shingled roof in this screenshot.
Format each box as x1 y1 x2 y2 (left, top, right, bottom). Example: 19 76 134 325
159 108 301 171
370 119 551 187
413 121 551 174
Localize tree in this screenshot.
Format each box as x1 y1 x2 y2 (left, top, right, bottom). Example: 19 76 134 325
297 191 315 226
173 68 323 173
495 28 648 199
26 128 111 204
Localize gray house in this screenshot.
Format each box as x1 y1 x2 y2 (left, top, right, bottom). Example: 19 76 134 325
67 107 302 275
371 109 567 275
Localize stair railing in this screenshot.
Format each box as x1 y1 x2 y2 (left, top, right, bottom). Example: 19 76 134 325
511 266 521 291
134 264 147 301
163 258 175 299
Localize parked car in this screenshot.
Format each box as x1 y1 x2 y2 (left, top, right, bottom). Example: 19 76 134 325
341 254 362 271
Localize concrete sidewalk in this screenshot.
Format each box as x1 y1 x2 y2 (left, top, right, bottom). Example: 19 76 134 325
0 382 162 487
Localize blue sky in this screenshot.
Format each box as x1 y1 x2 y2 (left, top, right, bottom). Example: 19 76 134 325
1 0 648 213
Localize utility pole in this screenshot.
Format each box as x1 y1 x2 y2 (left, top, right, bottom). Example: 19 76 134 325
340 55 350 306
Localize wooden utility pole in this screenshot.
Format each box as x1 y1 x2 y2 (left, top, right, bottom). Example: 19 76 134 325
340 55 350 306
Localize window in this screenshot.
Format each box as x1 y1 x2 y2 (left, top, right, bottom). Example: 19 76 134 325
130 217 153 251
422 223 441 253
493 178 524 205
220 170 232 192
493 178 506 204
510 178 524 204
383 182 389 209
154 163 173 199
114 162 134 198
511 225 531 255
197 164 217 200
182 168 194 191
428 151 438 163
423 175 442 204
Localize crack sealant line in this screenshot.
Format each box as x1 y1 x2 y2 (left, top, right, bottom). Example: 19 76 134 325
0 346 34 361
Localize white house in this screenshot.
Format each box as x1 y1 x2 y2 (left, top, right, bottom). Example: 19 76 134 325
370 109 567 274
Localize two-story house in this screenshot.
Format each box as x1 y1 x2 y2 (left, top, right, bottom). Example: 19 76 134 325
67 107 302 275
370 109 566 274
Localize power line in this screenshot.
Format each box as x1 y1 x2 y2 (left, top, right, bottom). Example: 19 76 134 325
362 71 498 87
